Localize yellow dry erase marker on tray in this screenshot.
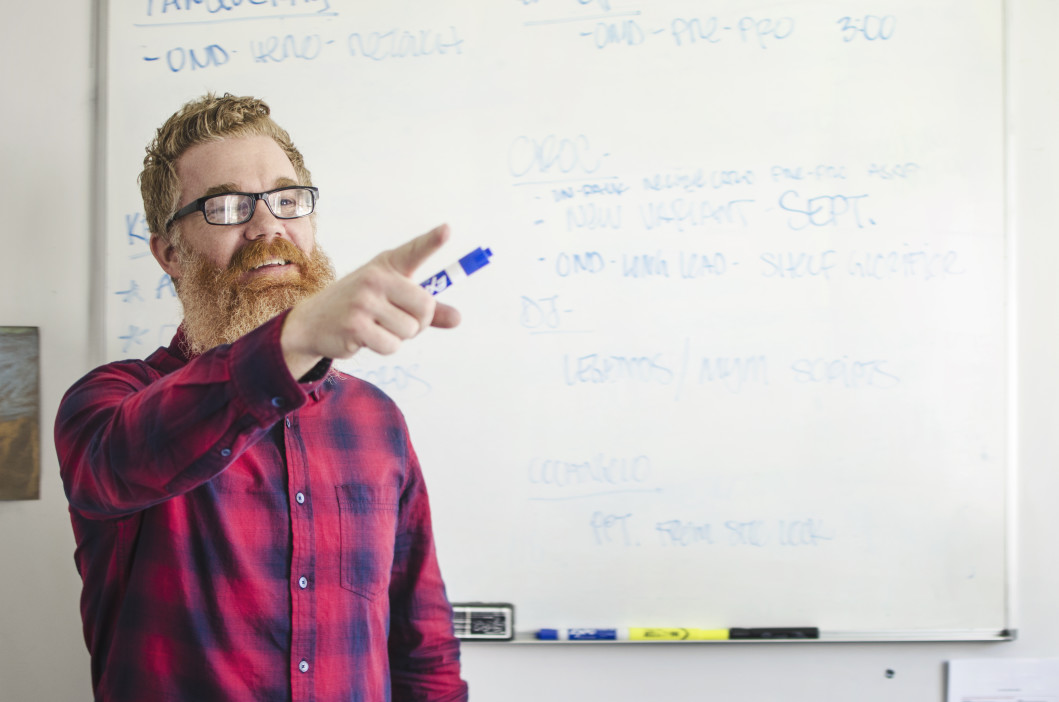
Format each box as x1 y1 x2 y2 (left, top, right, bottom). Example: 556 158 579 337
628 628 729 641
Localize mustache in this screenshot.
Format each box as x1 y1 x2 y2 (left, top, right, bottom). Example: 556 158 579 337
227 237 311 276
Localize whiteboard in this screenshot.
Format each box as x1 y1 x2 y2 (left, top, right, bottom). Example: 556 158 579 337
101 0 1009 638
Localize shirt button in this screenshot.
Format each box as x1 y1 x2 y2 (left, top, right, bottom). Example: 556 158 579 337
220 448 232 457
271 397 284 408
299 660 309 673
295 492 305 504
285 418 292 428
298 576 308 589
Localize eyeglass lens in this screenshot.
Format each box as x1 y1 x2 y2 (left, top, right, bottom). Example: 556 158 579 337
203 188 315 225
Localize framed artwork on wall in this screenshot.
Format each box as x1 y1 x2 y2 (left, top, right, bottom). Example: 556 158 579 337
0 327 40 501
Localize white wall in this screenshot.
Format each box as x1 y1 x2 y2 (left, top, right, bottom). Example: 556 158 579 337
1 2 1056 701
0 1 95 700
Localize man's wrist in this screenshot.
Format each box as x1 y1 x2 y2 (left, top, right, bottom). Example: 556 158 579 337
280 306 325 380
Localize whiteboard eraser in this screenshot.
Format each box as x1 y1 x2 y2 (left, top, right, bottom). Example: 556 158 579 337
452 602 514 641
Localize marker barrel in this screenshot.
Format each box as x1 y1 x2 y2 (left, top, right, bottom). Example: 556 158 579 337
728 627 819 640
536 628 622 641
420 246 493 295
628 628 729 641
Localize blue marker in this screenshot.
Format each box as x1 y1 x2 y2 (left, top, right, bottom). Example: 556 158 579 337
420 247 493 295
536 628 621 641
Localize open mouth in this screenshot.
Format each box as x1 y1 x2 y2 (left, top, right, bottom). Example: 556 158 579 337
250 258 292 271
238 258 299 284
229 238 308 282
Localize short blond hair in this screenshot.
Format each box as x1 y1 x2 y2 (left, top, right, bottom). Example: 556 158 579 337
139 93 312 241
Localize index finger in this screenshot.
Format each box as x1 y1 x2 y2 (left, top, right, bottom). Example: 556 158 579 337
386 223 451 277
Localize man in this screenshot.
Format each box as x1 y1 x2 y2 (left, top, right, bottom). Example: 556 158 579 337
54 93 469 701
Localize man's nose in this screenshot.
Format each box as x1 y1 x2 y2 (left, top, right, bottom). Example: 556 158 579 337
243 198 285 241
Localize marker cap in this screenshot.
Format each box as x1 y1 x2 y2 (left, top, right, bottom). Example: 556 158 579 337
458 247 493 275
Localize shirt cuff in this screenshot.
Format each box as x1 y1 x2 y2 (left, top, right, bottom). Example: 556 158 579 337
299 356 333 384
227 311 329 426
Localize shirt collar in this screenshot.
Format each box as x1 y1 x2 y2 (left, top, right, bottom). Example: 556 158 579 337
141 324 192 374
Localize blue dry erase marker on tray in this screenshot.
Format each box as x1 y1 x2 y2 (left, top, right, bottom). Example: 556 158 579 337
420 247 493 295
536 628 623 641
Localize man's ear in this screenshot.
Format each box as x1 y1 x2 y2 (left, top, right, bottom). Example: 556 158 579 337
150 234 183 280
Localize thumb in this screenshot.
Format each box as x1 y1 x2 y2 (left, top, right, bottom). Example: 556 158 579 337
387 223 451 277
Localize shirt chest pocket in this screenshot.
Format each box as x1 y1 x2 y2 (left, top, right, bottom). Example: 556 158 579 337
335 483 399 600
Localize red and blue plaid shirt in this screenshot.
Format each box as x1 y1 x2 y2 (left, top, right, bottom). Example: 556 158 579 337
55 313 468 701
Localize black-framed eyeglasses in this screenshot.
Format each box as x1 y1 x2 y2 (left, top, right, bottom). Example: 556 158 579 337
166 186 319 228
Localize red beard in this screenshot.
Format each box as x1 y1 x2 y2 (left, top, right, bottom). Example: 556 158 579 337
174 237 336 357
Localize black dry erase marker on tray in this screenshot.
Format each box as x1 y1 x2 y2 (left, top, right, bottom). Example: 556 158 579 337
728 627 820 640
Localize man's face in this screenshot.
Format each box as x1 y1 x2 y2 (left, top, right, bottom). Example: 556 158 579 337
150 134 335 355
161 134 316 277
